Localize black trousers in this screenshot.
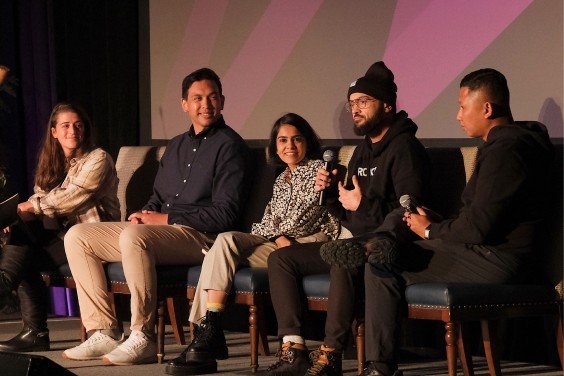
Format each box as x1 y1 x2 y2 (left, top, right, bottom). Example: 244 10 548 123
267 242 362 351
1 221 67 331
364 238 523 374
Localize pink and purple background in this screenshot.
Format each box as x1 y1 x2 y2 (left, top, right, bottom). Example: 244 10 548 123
149 0 563 141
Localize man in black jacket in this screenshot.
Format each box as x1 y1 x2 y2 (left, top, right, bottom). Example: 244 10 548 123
352 68 554 376
265 61 430 376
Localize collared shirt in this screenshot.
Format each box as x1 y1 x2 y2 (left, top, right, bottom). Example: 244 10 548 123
251 159 340 240
29 148 120 230
143 116 250 233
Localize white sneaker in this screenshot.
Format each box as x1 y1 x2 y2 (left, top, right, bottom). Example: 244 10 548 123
63 331 125 360
102 330 157 365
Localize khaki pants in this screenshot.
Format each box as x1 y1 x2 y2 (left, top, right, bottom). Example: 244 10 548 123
189 231 329 323
64 222 214 333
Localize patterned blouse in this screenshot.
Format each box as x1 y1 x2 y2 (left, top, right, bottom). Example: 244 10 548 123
251 159 340 240
28 148 121 232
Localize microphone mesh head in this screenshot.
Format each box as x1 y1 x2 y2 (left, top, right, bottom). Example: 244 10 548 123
399 194 411 208
322 149 335 162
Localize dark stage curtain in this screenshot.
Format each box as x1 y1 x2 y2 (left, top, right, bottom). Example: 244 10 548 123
51 0 139 160
0 0 55 197
0 0 139 198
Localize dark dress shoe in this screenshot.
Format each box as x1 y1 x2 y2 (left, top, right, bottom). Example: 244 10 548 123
0 326 50 352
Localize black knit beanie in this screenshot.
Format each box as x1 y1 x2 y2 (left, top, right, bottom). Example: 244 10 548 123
347 61 397 106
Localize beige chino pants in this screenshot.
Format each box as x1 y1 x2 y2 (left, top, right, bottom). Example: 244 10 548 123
189 231 329 323
64 222 214 333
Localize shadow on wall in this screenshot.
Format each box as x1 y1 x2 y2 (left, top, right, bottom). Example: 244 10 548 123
539 98 563 138
334 101 356 140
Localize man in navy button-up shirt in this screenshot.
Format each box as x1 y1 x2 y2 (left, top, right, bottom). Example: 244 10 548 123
62 68 250 366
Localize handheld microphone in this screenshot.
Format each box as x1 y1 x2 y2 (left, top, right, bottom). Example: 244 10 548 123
399 194 419 214
318 149 335 206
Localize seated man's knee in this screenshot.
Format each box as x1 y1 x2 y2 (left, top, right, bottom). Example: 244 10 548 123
118 225 146 250
267 247 293 269
365 262 393 279
267 248 281 268
118 226 162 264
213 231 237 248
64 224 91 253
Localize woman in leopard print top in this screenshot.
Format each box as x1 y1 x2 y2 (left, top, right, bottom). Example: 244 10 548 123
251 158 339 242
188 113 339 325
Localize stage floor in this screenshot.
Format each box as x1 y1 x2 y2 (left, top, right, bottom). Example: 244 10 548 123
0 317 561 376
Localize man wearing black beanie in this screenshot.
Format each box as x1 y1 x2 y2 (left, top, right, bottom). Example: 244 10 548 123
341 68 553 376
266 61 429 376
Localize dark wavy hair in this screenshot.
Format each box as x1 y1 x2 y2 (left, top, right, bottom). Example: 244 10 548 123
267 113 321 165
181 68 222 99
35 102 95 191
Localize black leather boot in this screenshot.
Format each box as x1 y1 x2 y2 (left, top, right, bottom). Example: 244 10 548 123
0 244 32 290
0 273 50 352
0 244 31 312
0 270 14 311
0 326 50 352
165 311 227 375
18 271 49 333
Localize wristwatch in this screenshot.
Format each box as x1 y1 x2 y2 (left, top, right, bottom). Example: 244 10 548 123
424 226 431 240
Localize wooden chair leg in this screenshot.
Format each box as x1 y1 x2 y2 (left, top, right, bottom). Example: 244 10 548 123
249 304 259 373
356 321 365 375
457 322 475 376
189 321 195 341
166 297 187 345
187 296 195 341
444 322 459 376
157 299 166 363
480 320 501 376
257 304 270 356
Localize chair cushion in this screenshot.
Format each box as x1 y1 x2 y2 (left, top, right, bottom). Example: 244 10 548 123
185 266 270 294
46 263 270 294
405 283 560 308
186 265 202 288
40 263 73 283
303 274 330 299
105 262 195 287
233 267 269 294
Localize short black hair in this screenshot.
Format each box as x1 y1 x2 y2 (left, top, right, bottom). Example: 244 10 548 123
267 113 321 165
460 68 510 113
181 68 222 99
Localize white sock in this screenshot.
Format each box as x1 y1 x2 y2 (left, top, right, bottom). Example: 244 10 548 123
282 335 305 345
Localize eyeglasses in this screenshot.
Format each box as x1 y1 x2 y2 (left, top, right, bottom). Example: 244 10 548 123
345 97 376 112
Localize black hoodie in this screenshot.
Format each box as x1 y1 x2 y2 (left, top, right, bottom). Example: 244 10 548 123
329 110 429 236
429 121 554 258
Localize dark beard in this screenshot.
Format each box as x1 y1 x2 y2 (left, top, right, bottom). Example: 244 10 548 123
353 116 383 136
